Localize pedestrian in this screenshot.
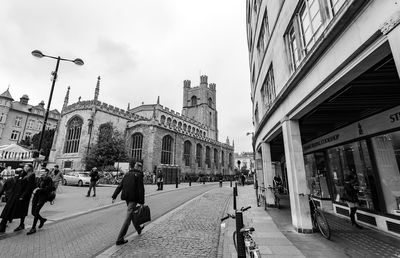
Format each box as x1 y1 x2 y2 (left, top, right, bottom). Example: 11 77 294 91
156 169 163 191
342 174 363 229
112 160 145 245
52 165 64 191
87 167 100 197
0 163 36 232
241 173 246 186
27 168 55 235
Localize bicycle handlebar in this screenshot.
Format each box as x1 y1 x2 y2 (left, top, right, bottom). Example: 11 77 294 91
221 215 230 222
241 206 251 211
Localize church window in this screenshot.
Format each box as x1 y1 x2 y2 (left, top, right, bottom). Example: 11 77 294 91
205 146 211 168
209 112 212 126
183 140 192 167
178 121 182 129
196 144 203 167
188 125 191 132
130 133 143 161
229 153 233 168
172 120 177 127
221 151 225 167
160 115 166 124
203 132 206 137
161 135 173 164
183 123 187 131
208 97 212 107
167 117 172 125
192 127 195 133
214 149 218 168
64 160 73 169
191 96 197 106
64 116 83 153
196 129 199 135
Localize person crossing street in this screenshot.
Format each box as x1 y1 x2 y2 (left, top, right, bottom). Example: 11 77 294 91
87 167 100 197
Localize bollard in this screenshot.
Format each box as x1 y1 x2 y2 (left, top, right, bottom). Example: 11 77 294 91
219 180 222 187
175 177 178 188
235 211 246 258
203 180 205 185
189 179 191 186
235 182 238 196
230 178 232 187
233 187 237 211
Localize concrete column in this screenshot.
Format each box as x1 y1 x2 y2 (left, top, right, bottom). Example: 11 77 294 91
382 11 400 77
261 142 275 206
255 150 263 188
281 118 313 233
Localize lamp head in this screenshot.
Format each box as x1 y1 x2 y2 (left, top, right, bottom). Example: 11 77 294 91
246 132 253 136
73 58 84 66
31 50 44 58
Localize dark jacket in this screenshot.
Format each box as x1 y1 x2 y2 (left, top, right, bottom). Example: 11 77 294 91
0 176 17 202
342 181 359 203
112 169 144 204
1 172 36 219
35 175 55 202
89 170 100 182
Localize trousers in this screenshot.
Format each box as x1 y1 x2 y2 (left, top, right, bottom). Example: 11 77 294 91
116 201 141 242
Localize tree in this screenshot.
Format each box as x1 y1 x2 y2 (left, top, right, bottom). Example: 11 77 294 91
84 122 129 171
31 129 56 160
19 136 32 149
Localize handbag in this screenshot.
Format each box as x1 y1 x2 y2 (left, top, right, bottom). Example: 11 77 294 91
134 204 151 225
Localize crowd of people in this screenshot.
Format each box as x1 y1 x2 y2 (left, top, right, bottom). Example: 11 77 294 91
0 164 60 234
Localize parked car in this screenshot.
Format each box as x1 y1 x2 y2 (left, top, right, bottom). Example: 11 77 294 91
63 172 92 187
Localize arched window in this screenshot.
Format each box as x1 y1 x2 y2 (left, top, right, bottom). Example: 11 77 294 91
167 117 172 125
214 149 218 168
191 96 197 106
205 146 211 168
221 150 225 167
183 123 187 131
64 116 83 153
192 127 195 133
203 132 206 137
178 121 182 129
196 144 202 167
255 103 259 125
183 140 192 167
130 133 143 161
160 115 166 124
196 129 199 135
188 125 191 132
229 153 233 168
208 97 212 107
172 119 177 127
161 135 173 164
209 112 212 126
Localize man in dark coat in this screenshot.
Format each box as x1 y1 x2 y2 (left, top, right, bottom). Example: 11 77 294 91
27 169 55 235
87 167 99 197
112 160 145 245
0 163 36 232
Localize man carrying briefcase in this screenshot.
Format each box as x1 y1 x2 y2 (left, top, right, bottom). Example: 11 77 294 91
112 160 146 246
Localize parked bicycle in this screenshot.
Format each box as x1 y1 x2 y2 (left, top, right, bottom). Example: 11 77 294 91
268 185 281 209
299 193 331 240
221 206 261 258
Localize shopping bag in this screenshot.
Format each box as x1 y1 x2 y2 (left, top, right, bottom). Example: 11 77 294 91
134 204 151 225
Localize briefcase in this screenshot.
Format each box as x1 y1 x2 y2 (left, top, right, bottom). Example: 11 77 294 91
134 204 151 225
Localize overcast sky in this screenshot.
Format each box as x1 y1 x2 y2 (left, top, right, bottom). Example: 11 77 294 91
0 0 253 153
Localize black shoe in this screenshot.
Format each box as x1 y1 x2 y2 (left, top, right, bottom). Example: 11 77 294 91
355 223 363 229
14 224 25 232
39 218 47 229
92 194 96 197
116 239 128 245
137 225 144 235
86 194 90 197
27 228 36 235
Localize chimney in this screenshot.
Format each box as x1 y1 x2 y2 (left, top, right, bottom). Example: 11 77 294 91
38 100 45 109
20 94 29 105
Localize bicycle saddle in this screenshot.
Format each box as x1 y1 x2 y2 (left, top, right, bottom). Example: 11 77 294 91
240 226 255 233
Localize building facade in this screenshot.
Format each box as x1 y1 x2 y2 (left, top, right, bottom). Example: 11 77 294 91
49 76 234 176
234 152 255 172
0 89 60 146
247 0 400 236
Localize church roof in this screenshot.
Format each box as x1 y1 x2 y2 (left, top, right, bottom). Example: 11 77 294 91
0 89 13 100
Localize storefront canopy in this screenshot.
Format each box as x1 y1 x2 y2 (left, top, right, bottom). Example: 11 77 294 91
0 144 44 161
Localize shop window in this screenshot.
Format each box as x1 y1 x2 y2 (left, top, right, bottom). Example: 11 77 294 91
371 131 400 214
327 140 378 211
304 152 330 198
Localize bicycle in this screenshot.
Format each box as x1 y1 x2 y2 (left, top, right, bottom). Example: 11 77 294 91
299 193 331 240
268 185 280 209
221 206 261 258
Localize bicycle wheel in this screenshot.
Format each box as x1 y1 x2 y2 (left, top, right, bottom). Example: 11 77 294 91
233 231 237 252
315 211 331 240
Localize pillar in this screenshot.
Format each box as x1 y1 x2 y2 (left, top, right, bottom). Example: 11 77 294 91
281 118 313 233
381 11 400 77
261 142 275 206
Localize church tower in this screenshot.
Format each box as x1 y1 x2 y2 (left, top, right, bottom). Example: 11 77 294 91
182 75 218 141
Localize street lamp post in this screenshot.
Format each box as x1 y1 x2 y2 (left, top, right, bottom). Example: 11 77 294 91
31 50 84 161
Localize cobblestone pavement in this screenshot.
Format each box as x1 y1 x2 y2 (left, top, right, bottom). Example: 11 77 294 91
0 184 217 257
268 195 400 258
106 187 232 258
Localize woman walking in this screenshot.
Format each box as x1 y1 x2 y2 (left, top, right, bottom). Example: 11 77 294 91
343 174 363 229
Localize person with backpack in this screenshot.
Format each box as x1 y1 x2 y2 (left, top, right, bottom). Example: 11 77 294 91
87 167 100 197
27 168 56 235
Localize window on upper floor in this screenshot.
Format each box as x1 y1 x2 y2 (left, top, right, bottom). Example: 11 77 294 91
0 113 5 123
257 7 270 60
161 135 173 164
15 116 23 127
285 0 346 72
196 144 203 168
64 117 83 153
130 133 143 162
27 119 34 129
260 65 276 109
191 96 197 106
36 121 42 131
205 146 211 168
183 140 192 167
10 130 20 141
